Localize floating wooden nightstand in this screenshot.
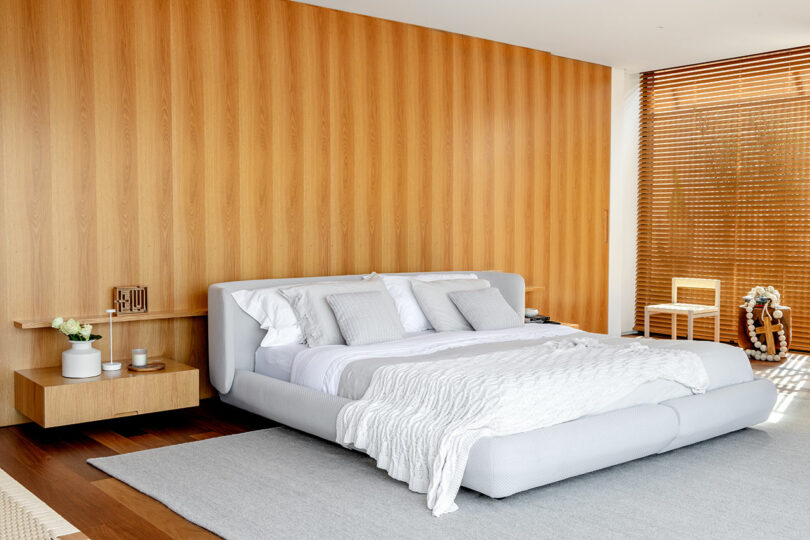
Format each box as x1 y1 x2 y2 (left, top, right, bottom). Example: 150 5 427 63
14 358 199 428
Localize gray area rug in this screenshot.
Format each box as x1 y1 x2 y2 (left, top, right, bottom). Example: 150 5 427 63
88 394 810 540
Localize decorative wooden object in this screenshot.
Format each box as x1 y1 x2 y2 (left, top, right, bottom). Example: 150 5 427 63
14 358 198 428
756 316 782 356
0 0 610 427
737 305 791 354
128 362 166 373
114 286 148 314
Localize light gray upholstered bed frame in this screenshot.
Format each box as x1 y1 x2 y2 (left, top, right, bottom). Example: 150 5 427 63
209 272 777 499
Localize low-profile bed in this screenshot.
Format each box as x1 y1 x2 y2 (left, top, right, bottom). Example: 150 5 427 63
208 271 776 515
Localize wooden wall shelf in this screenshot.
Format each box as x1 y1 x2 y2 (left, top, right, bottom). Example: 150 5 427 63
14 309 208 330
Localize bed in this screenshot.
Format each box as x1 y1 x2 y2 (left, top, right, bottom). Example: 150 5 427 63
208 271 776 514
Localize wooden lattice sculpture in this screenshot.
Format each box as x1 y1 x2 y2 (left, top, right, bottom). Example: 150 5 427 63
113 286 148 314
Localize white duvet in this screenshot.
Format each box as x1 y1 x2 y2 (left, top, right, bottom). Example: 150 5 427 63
337 338 710 516
288 325 753 396
290 324 581 394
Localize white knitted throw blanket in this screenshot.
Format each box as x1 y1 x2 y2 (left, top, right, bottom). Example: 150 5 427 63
336 338 709 516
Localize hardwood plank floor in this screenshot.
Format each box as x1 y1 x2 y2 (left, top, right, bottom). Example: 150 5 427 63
0 398 275 539
0 352 806 539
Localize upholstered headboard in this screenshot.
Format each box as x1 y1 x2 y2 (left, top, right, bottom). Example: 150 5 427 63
207 271 525 394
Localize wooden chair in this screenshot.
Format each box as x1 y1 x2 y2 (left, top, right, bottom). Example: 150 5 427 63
644 278 721 341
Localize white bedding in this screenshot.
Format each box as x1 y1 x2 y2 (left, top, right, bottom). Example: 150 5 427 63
290 324 581 394
337 338 710 516
288 325 754 396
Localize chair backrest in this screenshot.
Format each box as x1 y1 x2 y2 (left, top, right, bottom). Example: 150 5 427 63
672 278 721 307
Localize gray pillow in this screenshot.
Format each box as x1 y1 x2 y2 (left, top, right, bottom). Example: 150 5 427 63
449 287 523 331
279 277 390 347
411 278 490 332
326 291 405 346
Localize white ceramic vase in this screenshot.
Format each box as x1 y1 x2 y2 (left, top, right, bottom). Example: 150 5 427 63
62 340 102 378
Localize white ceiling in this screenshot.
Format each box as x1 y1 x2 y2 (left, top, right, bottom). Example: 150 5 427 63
295 0 810 73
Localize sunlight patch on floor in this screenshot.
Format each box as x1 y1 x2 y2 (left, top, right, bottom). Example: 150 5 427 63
754 354 808 423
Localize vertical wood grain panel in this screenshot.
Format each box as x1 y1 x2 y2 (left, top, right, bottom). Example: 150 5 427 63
0 0 611 426
300 6 331 276
171 0 206 308
235 0 269 280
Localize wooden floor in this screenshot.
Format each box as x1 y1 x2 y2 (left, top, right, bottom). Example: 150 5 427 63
0 349 807 539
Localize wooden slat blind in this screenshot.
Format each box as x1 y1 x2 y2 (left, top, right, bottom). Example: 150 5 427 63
636 45 810 348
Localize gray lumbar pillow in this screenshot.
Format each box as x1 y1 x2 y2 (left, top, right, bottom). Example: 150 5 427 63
448 287 523 331
411 278 490 332
279 277 391 347
326 291 405 346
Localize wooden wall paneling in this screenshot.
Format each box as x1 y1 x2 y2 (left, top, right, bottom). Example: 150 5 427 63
170 0 206 309
0 1 9 429
47 0 97 318
428 29 453 272
375 21 406 271
511 46 529 285
134 0 174 365
202 0 241 286
403 25 422 273
350 14 373 274
493 42 511 273
1 0 611 426
280 0 304 279
450 34 470 271
328 9 350 275
300 5 332 277
529 49 552 314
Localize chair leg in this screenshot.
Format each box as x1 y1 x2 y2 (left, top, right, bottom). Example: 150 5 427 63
644 308 650 338
687 312 694 341
714 313 720 342
671 314 677 340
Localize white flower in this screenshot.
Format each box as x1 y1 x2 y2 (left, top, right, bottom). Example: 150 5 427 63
51 317 64 329
61 319 80 336
78 324 92 339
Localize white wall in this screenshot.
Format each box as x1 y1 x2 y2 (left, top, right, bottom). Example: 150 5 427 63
607 68 640 336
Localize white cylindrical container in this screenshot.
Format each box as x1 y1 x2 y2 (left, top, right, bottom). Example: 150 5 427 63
131 348 148 367
62 340 102 378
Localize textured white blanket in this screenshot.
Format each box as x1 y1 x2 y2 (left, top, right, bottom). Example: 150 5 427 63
336 338 709 516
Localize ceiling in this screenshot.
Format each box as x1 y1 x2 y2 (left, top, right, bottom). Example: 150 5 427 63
295 0 810 73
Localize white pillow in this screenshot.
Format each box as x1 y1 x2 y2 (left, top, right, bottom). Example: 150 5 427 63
364 273 477 332
232 288 304 347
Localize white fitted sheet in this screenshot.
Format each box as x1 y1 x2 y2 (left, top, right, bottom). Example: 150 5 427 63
254 343 308 381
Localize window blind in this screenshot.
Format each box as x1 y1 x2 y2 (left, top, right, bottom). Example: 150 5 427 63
636 46 810 349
